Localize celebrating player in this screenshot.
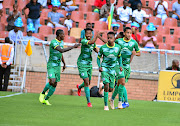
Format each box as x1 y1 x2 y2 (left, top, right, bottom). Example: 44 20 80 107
110 27 141 109
97 31 124 110
39 29 80 105
76 28 99 107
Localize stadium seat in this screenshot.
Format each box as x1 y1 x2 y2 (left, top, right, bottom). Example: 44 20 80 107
39 25 53 35
86 0 96 6
156 34 163 43
78 3 92 12
41 9 51 18
57 10 68 17
85 12 99 21
64 36 76 43
40 17 48 25
164 18 178 27
0 14 8 25
157 43 170 50
157 26 170 35
78 20 91 29
75 0 84 5
3 6 13 15
54 27 68 35
149 16 162 25
167 1 173 11
142 8 153 16
145 0 155 9
116 0 123 7
173 27 180 36
0 31 9 38
2 0 15 6
33 33 45 41
163 35 179 44
0 23 5 31
47 34 56 41
70 28 83 39
94 21 107 30
71 11 84 22
17 0 29 10
170 44 180 50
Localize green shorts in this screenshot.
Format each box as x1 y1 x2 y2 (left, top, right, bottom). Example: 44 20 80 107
101 67 116 89
124 67 131 83
47 66 61 82
115 65 125 80
77 64 92 80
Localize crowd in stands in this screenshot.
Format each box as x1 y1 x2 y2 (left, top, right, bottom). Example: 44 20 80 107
0 0 179 50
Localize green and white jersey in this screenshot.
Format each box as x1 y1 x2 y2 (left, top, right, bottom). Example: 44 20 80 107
98 43 121 69
115 38 140 68
77 38 96 67
47 39 64 67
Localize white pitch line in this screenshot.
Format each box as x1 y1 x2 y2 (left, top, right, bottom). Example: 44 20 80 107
0 92 23 98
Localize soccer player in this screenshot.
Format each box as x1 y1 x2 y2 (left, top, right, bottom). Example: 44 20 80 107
110 27 141 109
39 29 80 105
97 32 124 110
76 28 99 107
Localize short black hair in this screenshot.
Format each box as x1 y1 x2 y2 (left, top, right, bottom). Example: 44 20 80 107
56 29 64 37
5 37 10 43
84 28 93 33
86 23 91 27
124 27 132 32
119 32 124 38
107 31 115 36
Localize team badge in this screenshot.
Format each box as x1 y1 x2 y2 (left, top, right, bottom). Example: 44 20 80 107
81 73 84 76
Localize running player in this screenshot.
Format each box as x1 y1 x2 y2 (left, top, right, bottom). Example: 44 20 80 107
97 31 124 110
76 28 99 107
39 29 80 105
110 27 141 109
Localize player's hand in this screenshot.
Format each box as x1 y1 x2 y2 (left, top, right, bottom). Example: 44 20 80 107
99 67 103 72
132 50 136 56
62 65 66 72
73 43 80 48
120 67 123 71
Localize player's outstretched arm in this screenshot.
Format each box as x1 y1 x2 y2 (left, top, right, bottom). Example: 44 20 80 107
88 34 98 44
55 43 80 53
62 55 66 72
97 32 108 43
93 48 99 53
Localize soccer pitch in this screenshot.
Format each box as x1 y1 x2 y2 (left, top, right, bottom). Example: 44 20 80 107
0 92 180 126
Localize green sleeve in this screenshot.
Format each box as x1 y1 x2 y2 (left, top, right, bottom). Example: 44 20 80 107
97 47 103 67
134 41 140 52
81 39 89 46
93 43 97 49
118 47 123 67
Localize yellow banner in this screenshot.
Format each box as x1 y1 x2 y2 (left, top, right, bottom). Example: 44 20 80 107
157 70 180 102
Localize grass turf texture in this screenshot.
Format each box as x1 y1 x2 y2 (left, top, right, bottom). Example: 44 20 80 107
0 92 180 126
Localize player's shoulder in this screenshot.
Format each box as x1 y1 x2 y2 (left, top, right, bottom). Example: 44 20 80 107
100 43 107 48
115 43 121 48
115 38 123 43
130 39 138 45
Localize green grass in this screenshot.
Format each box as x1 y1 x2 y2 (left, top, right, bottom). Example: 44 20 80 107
0 92 180 126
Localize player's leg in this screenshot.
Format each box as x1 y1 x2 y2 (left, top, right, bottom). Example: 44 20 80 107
117 78 126 109
76 65 85 96
77 82 84 96
101 71 110 110
109 76 115 110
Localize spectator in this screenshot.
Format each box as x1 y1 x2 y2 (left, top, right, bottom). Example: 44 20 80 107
38 0 48 8
64 13 74 31
128 0 153 11
99 0 116 23
142 23 157 49
132 3 147 27
9 17 23 44
117 0 132 26
131 22 141 44
0 0 3 19
111 24 120 38
80 23 94 39
23 23 43 46
94 0 106 9
7 4 21 31
61 0 78 12
172 0 180 20
47 1 65 28
166 60 180 71
154 0 168 25
47 0 53 9
116 32 124 39
0 37 14 91
23 0 42 33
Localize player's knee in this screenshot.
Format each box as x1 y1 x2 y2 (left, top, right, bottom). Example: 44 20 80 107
104 84 109 92
109 88 113 92
84 78 89 86
52 82 57 87
49 78 56 85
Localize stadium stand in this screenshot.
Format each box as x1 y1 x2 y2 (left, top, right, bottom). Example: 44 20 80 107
164 17 178 27
70 27 82 39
